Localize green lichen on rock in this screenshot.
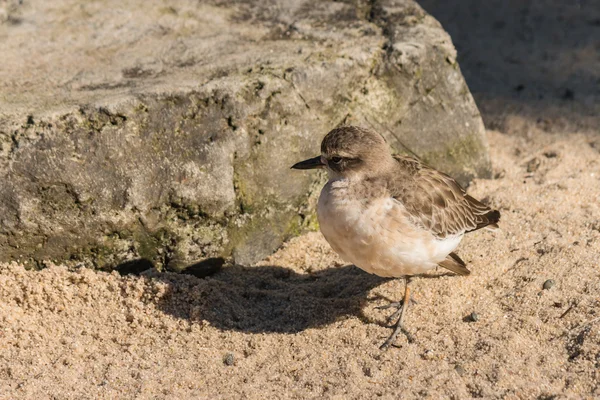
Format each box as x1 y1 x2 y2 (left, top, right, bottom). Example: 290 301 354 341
416 131 490 186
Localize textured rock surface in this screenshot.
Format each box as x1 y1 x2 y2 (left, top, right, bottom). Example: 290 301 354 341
0 0 490 269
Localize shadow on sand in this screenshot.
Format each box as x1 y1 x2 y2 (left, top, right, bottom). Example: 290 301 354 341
420 0 600 98
118 258 389 334
115 258 460 334
419 0 600 130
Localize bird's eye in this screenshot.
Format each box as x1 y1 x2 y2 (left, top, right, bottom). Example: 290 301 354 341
330 156 343 164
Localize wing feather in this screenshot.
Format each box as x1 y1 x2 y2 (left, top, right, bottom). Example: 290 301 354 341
391 155 500 238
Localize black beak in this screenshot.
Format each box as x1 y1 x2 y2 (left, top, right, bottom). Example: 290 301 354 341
290 156 325 170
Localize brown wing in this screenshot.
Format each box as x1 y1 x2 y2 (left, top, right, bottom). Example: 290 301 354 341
391 155 500 238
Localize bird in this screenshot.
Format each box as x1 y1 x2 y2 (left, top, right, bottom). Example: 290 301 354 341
291 126 500 349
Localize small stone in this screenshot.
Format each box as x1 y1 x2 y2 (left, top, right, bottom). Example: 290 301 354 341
223 353 235 366
455 365 466 376
526 157 541 173
543 279 555 290
467 312 479 322
182 257 225 278
115 258 154 276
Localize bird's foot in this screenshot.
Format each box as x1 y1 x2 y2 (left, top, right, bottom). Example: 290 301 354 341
379 277 412 350
379 318 406 350
375 301 403 310
376 296 417 324
376 302 404 324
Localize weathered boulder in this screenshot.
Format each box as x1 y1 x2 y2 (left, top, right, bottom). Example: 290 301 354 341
0 0 490 269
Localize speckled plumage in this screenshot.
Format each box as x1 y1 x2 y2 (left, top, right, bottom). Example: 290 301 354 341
314 126 499 277
292 125 500 348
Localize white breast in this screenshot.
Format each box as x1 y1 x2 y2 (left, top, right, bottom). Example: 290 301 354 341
317 179 463 277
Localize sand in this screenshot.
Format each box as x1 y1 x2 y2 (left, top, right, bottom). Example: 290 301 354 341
2 127 600 399
2 1 600 399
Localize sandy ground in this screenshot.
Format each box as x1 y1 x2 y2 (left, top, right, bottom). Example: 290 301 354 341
2 1 600 399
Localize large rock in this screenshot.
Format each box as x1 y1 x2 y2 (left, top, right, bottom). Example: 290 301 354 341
0 0 490 269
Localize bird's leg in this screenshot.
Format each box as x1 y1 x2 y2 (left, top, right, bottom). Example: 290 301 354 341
376 301 404 324
376 301 403 310
376 289 417 324
380 277 412 350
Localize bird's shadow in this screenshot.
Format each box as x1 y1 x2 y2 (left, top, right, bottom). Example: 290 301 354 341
142 260 391 334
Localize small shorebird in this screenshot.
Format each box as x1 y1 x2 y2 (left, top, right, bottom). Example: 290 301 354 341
291 126 500 349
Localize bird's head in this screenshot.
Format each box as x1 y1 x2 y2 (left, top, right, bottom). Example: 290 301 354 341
291 126 392 179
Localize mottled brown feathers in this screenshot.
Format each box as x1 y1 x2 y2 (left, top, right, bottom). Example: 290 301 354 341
390 154 500 238
321 126 385 157
318 126 500 239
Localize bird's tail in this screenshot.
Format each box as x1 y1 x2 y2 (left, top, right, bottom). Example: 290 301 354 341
438 252 471 276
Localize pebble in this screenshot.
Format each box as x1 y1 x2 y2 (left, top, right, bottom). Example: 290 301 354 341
543 279 555 290
526 157 541 172
182 257 225 278
223 353 235 366
468 312 479 322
